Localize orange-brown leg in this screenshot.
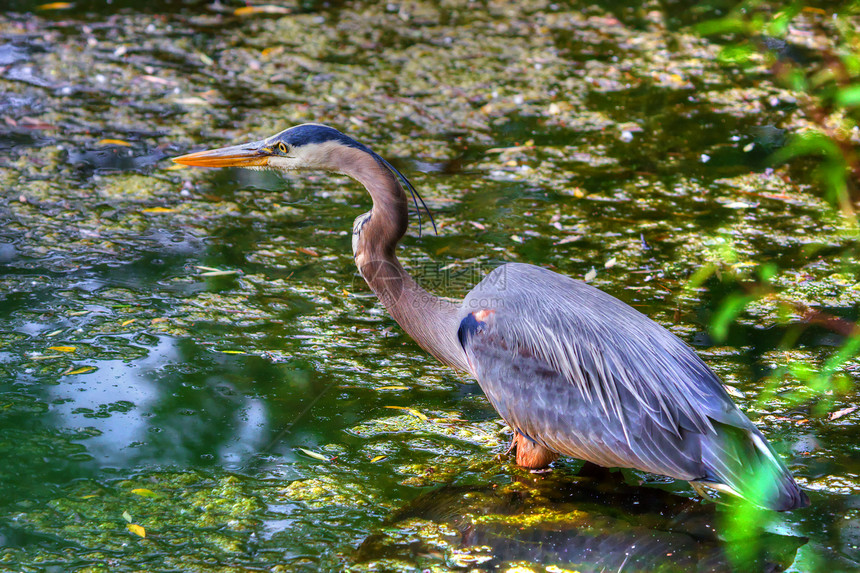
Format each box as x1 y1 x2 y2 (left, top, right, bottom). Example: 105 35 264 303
513 432 558 469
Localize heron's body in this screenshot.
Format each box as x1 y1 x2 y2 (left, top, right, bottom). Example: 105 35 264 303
174 123 809 511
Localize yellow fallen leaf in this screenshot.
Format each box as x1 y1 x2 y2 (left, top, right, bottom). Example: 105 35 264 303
81 494 98 499
342 289 349 296
120 319 136 327
297 448 330 462
376 386 409 391
131 488 159 498
37 2 72 9
96 138 132 147
370 455 386 462
234 5 290 15
127 523 146 538
65 366 95 376
384 405 428 421
219 350 245 354
141 207 174 213
48 346 76 353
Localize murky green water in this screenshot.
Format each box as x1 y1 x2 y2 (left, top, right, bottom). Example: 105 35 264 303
1 1 859 571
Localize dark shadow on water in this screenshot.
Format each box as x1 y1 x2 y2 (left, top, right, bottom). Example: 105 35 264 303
356 467 807 572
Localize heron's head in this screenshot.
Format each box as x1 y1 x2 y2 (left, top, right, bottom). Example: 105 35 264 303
173 123 436 235
172 123 369 172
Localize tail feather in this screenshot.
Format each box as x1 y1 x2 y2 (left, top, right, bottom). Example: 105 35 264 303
698 421 809 511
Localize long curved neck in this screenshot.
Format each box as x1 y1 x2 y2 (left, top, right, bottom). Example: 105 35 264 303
334 147 469 372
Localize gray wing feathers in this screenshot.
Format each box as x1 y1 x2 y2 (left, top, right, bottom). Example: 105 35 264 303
459 263 807 510
462 263 744 440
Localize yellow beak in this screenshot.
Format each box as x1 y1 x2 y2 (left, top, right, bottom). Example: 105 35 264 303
172 139 271 168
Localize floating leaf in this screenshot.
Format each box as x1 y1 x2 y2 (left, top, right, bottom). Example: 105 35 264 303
370 455 386 462
96 138 132 147
342 288 349 296
65 366 95 376
829 406 857 421
46 329 64 337
234 5 290 16
37 2 73 9
384 405 428 421
199 269 239 277
604 257 617 269
131 488 159 498
120 319 136 327
297 247 319 257
141 207 174 213
122 511 132 523
723 385 745 399
554 235 581 246
218 350 245 355
48 346 76 353
127 523 146 538
584 268 597 282
141 75 176 86
173 97 210 106
297 448 330 462
377 385 409 391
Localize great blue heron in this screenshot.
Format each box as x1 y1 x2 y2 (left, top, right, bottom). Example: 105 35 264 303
174 123 809 511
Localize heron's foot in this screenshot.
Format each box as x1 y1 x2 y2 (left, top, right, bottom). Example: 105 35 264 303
514 433 559 469
690 481 726 505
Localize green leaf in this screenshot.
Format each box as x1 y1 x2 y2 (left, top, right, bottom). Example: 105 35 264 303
766 4 802 37
770 131 842 164
718 44 756 65
835 84 860 107
710 294 755 342
695 17 748 36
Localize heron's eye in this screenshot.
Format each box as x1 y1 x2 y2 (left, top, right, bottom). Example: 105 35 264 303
277 142 289 154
